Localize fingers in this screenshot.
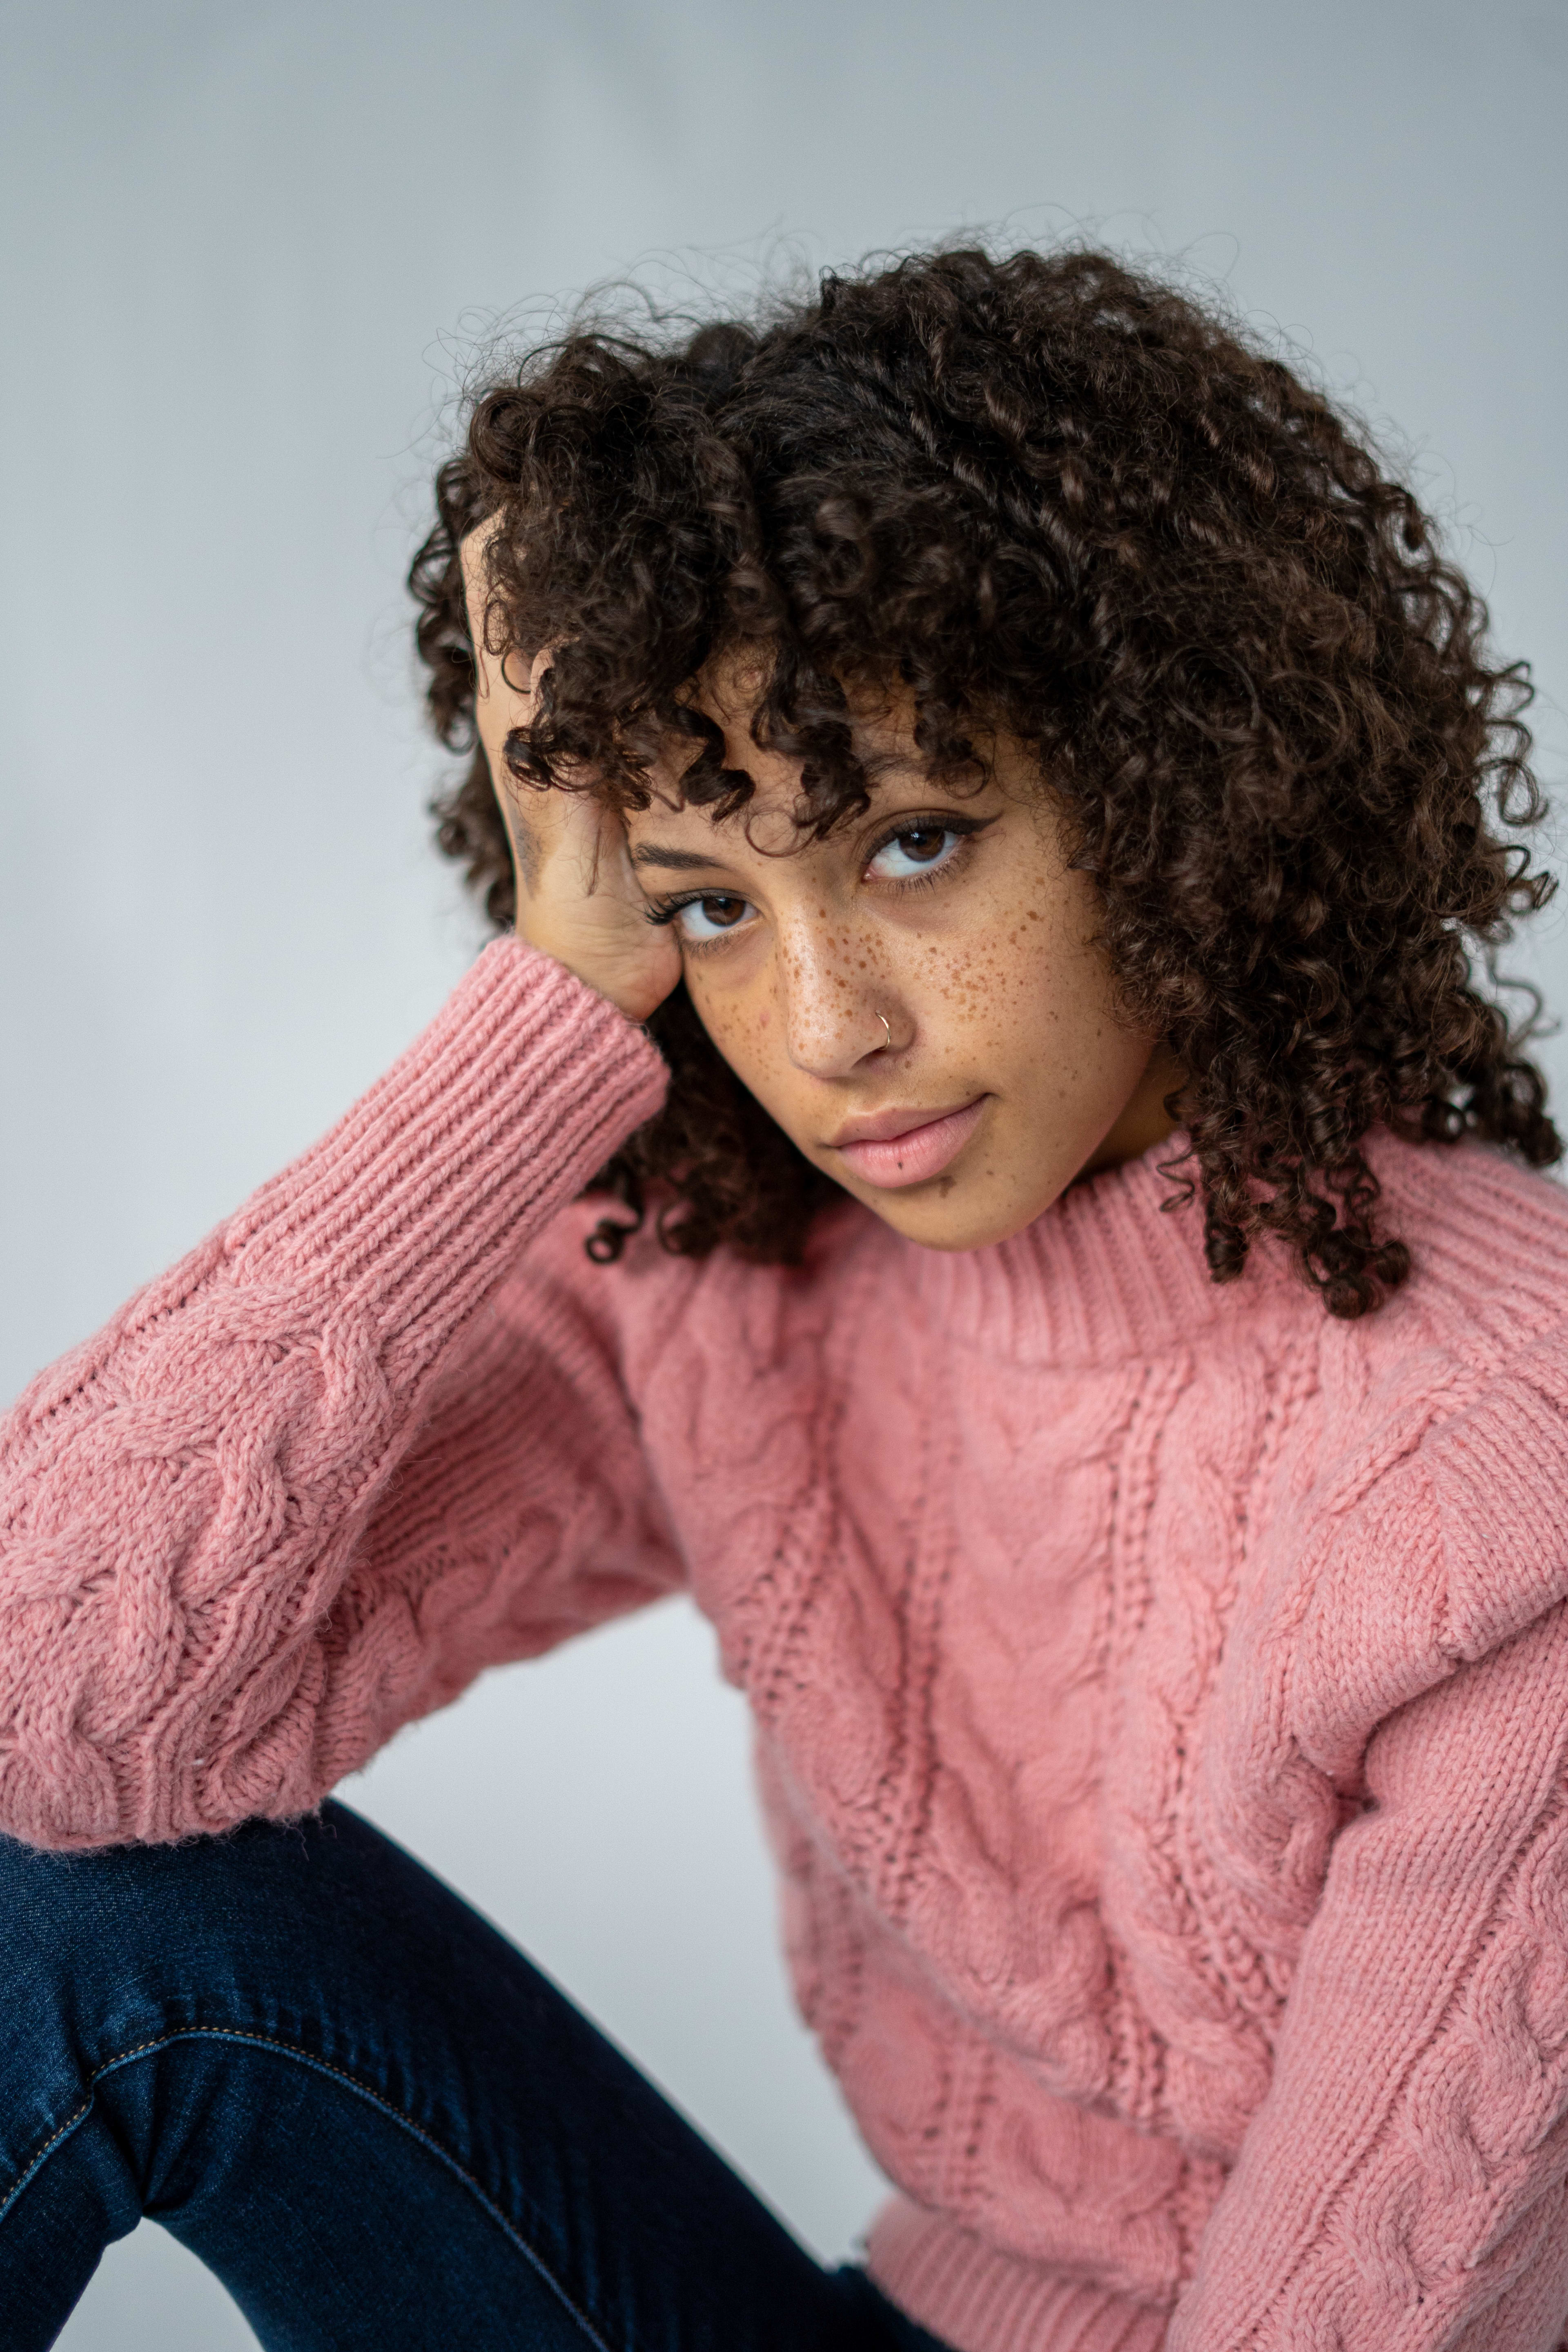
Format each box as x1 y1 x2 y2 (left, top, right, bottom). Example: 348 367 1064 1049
462 520 541 778
457 522 680 1020
460 521 556 887
461 525 615 893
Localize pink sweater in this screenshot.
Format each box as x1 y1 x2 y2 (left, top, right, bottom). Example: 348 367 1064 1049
7 940 1568 2352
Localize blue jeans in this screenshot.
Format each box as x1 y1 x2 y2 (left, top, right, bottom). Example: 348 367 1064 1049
0 1802 951 2351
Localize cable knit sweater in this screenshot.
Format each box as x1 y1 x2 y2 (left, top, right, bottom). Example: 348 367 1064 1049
8 939 1568 2352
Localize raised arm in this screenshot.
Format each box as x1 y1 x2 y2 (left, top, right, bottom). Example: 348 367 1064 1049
0 939 672 1849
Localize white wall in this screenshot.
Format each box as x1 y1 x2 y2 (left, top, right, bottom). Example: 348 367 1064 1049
1 3 1563 2342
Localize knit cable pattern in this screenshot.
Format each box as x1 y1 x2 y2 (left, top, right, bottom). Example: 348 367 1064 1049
7 944 1568 2352
0 941 668 1846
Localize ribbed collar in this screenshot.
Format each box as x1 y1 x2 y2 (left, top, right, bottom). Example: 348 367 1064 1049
904 1127 1568 1372
908 1133 1261 1370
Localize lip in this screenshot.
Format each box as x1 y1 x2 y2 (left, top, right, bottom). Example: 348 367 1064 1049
828 1097 988 1190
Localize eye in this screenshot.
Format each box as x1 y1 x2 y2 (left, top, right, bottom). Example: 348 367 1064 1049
865 825 964 884
674 893 755 944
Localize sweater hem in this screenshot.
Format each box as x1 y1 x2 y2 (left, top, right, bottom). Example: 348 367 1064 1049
866 2199 1171 2352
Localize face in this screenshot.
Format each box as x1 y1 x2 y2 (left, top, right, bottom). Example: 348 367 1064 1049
626 670 1178 1252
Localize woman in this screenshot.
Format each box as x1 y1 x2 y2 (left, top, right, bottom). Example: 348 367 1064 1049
3 245 1566 2352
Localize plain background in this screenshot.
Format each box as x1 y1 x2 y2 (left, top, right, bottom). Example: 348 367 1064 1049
1 2 1564 2343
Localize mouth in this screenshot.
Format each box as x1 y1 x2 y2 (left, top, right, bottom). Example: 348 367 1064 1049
827 1098 989 1190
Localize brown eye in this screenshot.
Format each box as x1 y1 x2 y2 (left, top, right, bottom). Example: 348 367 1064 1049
865 825 964 883
675 893 756 944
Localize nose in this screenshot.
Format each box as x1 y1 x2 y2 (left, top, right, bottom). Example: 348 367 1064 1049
775 919 898 1077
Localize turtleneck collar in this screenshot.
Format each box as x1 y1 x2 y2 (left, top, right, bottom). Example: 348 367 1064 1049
906 1132 1267 1369
899 1126 1568 1372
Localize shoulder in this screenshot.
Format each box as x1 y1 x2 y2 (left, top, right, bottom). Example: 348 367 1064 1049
1369 1130 1568 1360
1257 1139 1568 1757
485 1184 880 1396
1383 1139 1568 1657
1296 1136 1568 1459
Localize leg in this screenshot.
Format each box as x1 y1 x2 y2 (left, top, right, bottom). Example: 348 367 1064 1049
0 1802 942 2351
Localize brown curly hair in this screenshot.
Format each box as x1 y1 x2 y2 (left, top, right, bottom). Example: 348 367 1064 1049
409 244 1558 1317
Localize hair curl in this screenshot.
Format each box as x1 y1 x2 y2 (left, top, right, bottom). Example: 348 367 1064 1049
410 244 1558 1316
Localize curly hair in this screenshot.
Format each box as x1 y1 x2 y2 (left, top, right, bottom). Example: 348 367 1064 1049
409 244 1558 1317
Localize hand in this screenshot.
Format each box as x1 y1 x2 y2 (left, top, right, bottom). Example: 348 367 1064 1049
461 527 682 1025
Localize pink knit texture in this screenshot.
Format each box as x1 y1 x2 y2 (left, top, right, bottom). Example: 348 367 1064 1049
7 935 1568 2352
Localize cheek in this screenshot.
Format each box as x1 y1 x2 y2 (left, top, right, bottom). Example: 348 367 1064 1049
685 967 778 1082
913 904 1102 1056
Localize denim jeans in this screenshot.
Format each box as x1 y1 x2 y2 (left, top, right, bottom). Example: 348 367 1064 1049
0 1802 952 2351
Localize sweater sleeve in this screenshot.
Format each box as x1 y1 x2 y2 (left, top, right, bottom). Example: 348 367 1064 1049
1170 1540 1568 2345
0 937 675 1851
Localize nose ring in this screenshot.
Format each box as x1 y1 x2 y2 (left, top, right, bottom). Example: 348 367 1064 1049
876 1011 893 1050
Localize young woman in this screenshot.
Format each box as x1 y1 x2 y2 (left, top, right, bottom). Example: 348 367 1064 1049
2 246 1566 2352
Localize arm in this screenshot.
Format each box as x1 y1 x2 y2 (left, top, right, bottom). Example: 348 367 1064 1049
1170 1596 1568 2351
0 938 672 1849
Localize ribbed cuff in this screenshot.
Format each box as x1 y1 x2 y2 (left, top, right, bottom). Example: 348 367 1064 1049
220 938 668 1362
866 2200 1172 2352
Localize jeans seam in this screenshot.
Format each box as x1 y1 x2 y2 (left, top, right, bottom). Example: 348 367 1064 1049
0 2025 616 2352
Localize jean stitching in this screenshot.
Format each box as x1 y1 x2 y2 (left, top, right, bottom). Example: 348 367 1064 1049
0 2096 96 2218
0 2025 616 2352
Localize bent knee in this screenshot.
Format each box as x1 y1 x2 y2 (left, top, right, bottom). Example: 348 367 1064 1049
0 1809 347 2024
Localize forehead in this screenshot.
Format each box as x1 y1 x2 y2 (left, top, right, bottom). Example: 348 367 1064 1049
625 659 930 847
625 750 941 867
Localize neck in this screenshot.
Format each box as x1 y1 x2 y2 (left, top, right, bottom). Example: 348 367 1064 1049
1078 1043 1185 1183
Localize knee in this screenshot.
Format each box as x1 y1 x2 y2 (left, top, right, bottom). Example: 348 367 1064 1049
0 1810 341 2041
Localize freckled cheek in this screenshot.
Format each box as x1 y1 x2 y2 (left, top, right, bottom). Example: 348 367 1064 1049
911 931 1045 1027
686 973 783 1081
911 928 1095 1063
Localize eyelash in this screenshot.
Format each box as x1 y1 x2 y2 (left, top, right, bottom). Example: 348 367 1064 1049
642 815 993 955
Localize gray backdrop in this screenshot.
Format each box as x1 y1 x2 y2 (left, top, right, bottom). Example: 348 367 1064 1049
1 3 1564 2343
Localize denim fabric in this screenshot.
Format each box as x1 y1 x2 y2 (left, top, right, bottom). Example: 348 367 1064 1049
0 1802 951 2352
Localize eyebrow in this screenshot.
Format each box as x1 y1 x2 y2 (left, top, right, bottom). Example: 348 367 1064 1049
629 843 730 872
629 770 986 875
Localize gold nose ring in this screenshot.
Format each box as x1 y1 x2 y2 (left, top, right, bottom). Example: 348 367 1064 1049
877 1012 893 1050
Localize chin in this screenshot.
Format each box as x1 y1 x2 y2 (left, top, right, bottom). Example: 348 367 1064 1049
865 1181 1059 1254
